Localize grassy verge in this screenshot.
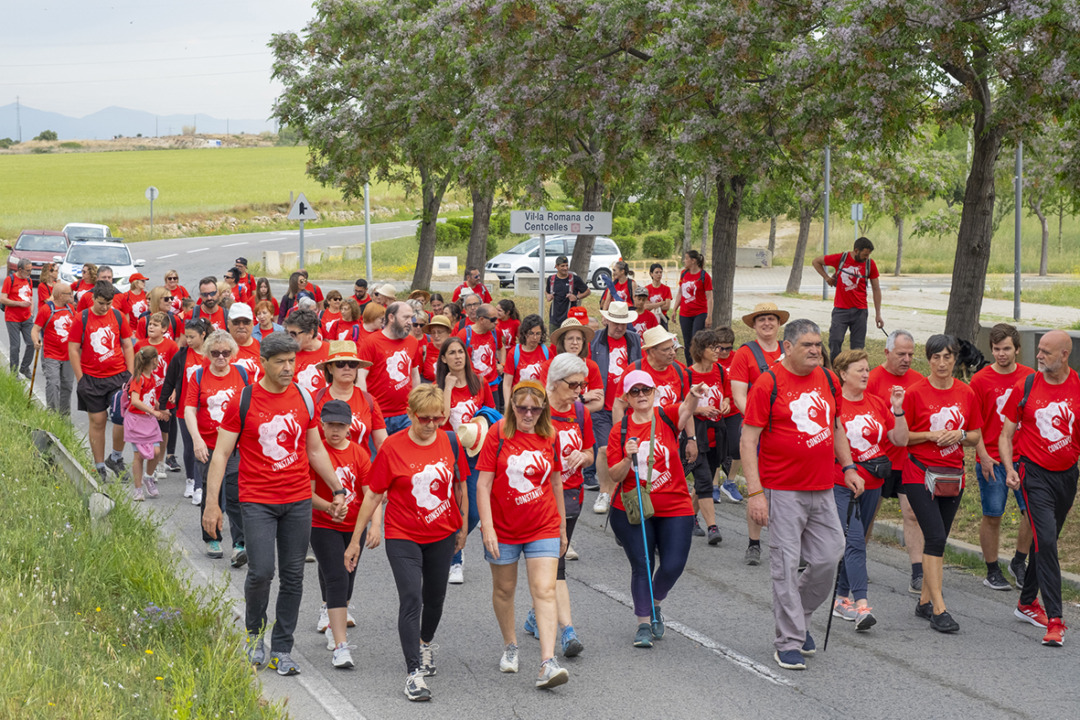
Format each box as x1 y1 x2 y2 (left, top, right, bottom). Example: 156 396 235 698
983 282 1080 308
0 372 283 719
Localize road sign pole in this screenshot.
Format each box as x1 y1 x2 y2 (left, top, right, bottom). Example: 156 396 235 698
1014 140 1022 321
364 182 372 284
149 198 154 240
299 220 305 270
539 232 546 321
823 146 830 301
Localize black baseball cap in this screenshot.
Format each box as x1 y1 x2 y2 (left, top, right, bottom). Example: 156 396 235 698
235 257 248 266
320 399 353 425
555 255 569 265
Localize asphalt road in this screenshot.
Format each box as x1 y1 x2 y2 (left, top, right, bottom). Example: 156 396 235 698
5 222 1079 719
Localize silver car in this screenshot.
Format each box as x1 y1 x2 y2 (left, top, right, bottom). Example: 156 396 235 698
485 235 623 289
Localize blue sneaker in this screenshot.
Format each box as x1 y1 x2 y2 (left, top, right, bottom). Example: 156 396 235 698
651 605 666 640
560 625 583 657
712 486 722 503
633 623 653 648
774 649 806 670
801 632 816 657
720 481 743 502
523 608 538 639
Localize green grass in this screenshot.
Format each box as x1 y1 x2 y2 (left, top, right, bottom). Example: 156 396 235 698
0 147 469 243
982 282 1080 307
0 373 284 719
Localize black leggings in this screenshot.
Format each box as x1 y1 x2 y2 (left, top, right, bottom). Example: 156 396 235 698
557 514 579 581
904 480 963 557
311 526 363 609
679 313 707 365
165 412 178 455
178 417 195 481
385 532 457 673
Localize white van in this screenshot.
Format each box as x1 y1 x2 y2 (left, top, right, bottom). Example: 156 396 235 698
485 235 622 289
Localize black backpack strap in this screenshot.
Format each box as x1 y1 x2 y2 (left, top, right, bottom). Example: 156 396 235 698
1016 373 1037 416
445 430 461 482
237 384 253 434
765 368 779 432
745 340 769 373
673 362 685 392
80 309 89 345
657 406 680 439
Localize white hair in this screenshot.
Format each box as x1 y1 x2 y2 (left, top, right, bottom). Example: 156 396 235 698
886 329 914 351
546 353 588 393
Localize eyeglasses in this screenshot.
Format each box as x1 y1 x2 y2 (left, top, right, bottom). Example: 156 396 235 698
231 318 251 325
560 379 587 392
162 296 174 302
414 415 446 425
627 386 654 397
411 321 426 327
334 361 361 369
200 291 217 298
513 405 543 416
209 349 232 359
713 345 734 352
477 314 494 321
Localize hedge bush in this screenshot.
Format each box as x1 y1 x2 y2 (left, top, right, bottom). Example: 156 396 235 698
612 217 636 237
415 222 462 247
613 235 638 260
446 217 473 238
490 213 511 238
641 232 675 259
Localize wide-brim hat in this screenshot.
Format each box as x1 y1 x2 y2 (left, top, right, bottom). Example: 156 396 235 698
741 302 789 328
374 283 398 299
640 325 678 349
599 301 638 325
316 340 372 369
424 314 453 333
409 289 431 304
549 317 595 347
456 416 490 457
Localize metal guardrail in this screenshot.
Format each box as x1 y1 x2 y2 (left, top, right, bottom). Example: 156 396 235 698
31 427 115 530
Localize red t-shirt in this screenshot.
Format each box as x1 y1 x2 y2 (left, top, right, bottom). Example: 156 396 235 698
135 314 180 343
34 302 77 361
327 318 361 342
834 394 895 490
729 342 783 389
69 309 132 378
355 324 379 349
232 339 263 385
602 279 633 305
477 421 563 544
76 292 103 314
456 326 500 384
902 377 979 477
420 340 440 383
606 405 694 517
295 341 330 395
866 365 922 473
497 319 520 352
36 282 53 311
970 364 1036 462
2 275 34 322
221 383 317 504
603 336 630 412
744 365 842 492
1002 371 1080 472
312 441 372 531
359 333 420 416
193 304 226 331
638 358 689 408
167 285 191 315
185 364 249 449
717 354 738 417
631 310 659 340
368 430 467 543
452 282 492 304
135 337 178 405
647 283 672 323
824 252 879 310
122 291 149 327
315 386 386 448
127 373 157 415
688 363 726 418
320 310 343 338
443 381 494 432
506 345 550 386
677 270 712 317
551 405 595 491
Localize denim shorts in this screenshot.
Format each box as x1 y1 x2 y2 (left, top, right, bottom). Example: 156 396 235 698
484 536 560 565
976 462 1027 517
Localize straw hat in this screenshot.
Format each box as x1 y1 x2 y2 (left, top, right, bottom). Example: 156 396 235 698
741 302 789 328
456 416 490 457
374 283 398 299
315 340 372 370
424 314 453 333
549 317 596 347
640 325 678 350
408 289 431 304
599 301 638 325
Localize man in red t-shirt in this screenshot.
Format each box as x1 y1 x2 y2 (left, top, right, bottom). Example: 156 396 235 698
451 266 493 304
1001 330 1080 646
456 303 504 394
352 279 372 308
2 258 37 376
31 282 77 414
812 236 883 360
358 301 421 434
69 280 135 482
970 323 1035 591
202 332 347 673
192 276 227 330
741 318 863 671
228 303 263 384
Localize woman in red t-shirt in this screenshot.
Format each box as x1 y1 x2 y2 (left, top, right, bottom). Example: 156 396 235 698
645 263 673 328
606 369 704 648
901 335 980 633
544 318 603 414
831 349 908 630
601 261 636 310
163 270 190 315
344 385 468 701
686 330 730 544
37 262 57 310
313 340 386 453
495 299 521 353
670 250 713 365
503 314 549 394
477 380 569 688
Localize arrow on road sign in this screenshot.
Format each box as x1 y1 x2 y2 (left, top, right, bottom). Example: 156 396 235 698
287 193 319 221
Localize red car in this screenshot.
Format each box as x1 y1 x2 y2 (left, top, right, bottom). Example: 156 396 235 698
5 230 70 283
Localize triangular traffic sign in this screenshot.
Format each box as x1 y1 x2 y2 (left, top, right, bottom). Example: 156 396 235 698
287 193 319 221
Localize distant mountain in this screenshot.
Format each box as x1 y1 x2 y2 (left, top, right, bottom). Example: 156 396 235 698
0 104 275 141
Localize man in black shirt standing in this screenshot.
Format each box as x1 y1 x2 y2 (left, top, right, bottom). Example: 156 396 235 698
545 255 591 327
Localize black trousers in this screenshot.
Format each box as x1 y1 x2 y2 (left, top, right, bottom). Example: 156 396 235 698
1018 458 1078 620
385 532 457 673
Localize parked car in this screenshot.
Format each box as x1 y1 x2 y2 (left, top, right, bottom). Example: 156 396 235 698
5 230 70 282
485 234 622 289
62 223 113 242
55 240 146 292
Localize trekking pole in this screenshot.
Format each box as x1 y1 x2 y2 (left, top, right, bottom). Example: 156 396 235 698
27 344 41 405
824 495 857 652
630 439 658 631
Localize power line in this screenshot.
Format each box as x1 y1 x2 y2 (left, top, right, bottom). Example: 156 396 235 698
0 51 271 68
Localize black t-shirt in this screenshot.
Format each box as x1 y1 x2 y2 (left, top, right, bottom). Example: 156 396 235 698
548 272 588 326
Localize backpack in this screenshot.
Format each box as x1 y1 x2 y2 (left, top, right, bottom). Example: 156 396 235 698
194 365 251 415
617 407 682 455
743 340 772 374
138 310 178 339
548 271 580 297
513 343 551 368
41 300 75 330
679 268 707 296
838 251 871 287
760 366 838 432
1015 373 1037 416
236 382 315 434
80 308 125 346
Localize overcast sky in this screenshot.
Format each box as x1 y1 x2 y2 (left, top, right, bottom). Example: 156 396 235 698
0 0 310 120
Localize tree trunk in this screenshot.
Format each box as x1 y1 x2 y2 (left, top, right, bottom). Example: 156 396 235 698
785 202 814 295
682 176 694 254
1031 199 1049 276
700 174 710 257
467 181 495 272
569 174 604 279
894 214 904 277
412 162 453 292
710 174 745 327
944 120 1004 343
768 215 777 256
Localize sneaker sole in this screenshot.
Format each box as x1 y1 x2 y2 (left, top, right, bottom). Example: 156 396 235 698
773 651 806 670
536 669 569 689
855 614 877 631
719 490 742 503
908 581 923 595
1042 636 1064 647
333 657 355 669
500 663 519 673
633 638 653 648
707 535 722 546
1015 608 1048 628
745 557 760 566
405 692 431 702
984 578 1012 591
832 609 856 622
231 556 248 569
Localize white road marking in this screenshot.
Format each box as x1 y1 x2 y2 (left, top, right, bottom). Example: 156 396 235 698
187 248 209 254
222 241 248 248
582 581 793 687
157 253 177 259
259 236 286 243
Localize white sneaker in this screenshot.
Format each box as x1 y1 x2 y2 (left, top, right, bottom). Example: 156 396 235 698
593 492 610 514
143 475 159 498
448 563 464 585
564 544 579 561
317 603 330 633
332 643 355 669
325 626 336 651
191 488 203 506
183 478 195 498
154 467 167 482
500 643 519 673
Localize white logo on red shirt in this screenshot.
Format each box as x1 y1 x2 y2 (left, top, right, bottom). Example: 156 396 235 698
387 348 411 386
840 267 862 291
790 391 830 436
845 413 883 454
350 414 368 443
207 387 236 423
472 343 494 376
929 405 964 432
89 325 117 358
186 364 199 382
234 357 260 379
258 413 303 461
1035 402 1074 443
449 398 479 430
131 299 148 318
17 284 31 302
995 389 1013 424
335 465 356 506
653 383 678 408
635 441 672 488
609 346 627 378
53 314 72 342
558 428 582 459
681 282 697 302
295 363 321 393
506 450 551 495
412 462 452 510
702 384 724 410
519 361 543 381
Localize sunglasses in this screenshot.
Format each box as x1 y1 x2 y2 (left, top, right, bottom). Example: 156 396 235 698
627 386 654 397
513 405 543 416
713 345 734 352
209 349 232 359
560 379 587 392
165 276 178 281
163 296 174 301
414 415 446 425
200 291 217 298
334 361 361 369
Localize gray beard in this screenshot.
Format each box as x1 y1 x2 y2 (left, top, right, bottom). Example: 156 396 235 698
386 324 409 340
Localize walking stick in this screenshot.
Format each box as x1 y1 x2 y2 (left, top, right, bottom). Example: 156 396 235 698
27 344 41 404
630 439 659 634
824 494 859 652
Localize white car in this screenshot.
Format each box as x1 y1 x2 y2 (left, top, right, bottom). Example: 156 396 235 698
55 240 146 292
485 234 623 289
62 223 113 242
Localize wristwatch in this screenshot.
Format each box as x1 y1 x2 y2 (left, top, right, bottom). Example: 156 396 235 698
686 435 697 441
893 410 905 417
841 464 857 473
332 488 347 497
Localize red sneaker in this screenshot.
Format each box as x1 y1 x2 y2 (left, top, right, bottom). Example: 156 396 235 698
1042 618 1066 647
1015 599 1049 628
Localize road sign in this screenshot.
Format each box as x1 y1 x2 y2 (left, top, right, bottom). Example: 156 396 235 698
288 193 318 221
850 203 864 222
145 186 159 201
510 210 612 236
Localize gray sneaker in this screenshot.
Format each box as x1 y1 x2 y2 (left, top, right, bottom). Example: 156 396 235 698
231 544 248 569
984 563 1012 591
271 652 300 676
744 544 761 566
499 643 519 673
104 454 126 478
404 669 432 701
535 657 569 689
419 642 438 677
246 636 266 666
332 644 355 669
909 574 924 594
707 525 722 545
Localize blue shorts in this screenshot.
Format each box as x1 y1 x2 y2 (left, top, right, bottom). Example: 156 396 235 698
484 537 560 565
976 462 1027 517
592 409 613 448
